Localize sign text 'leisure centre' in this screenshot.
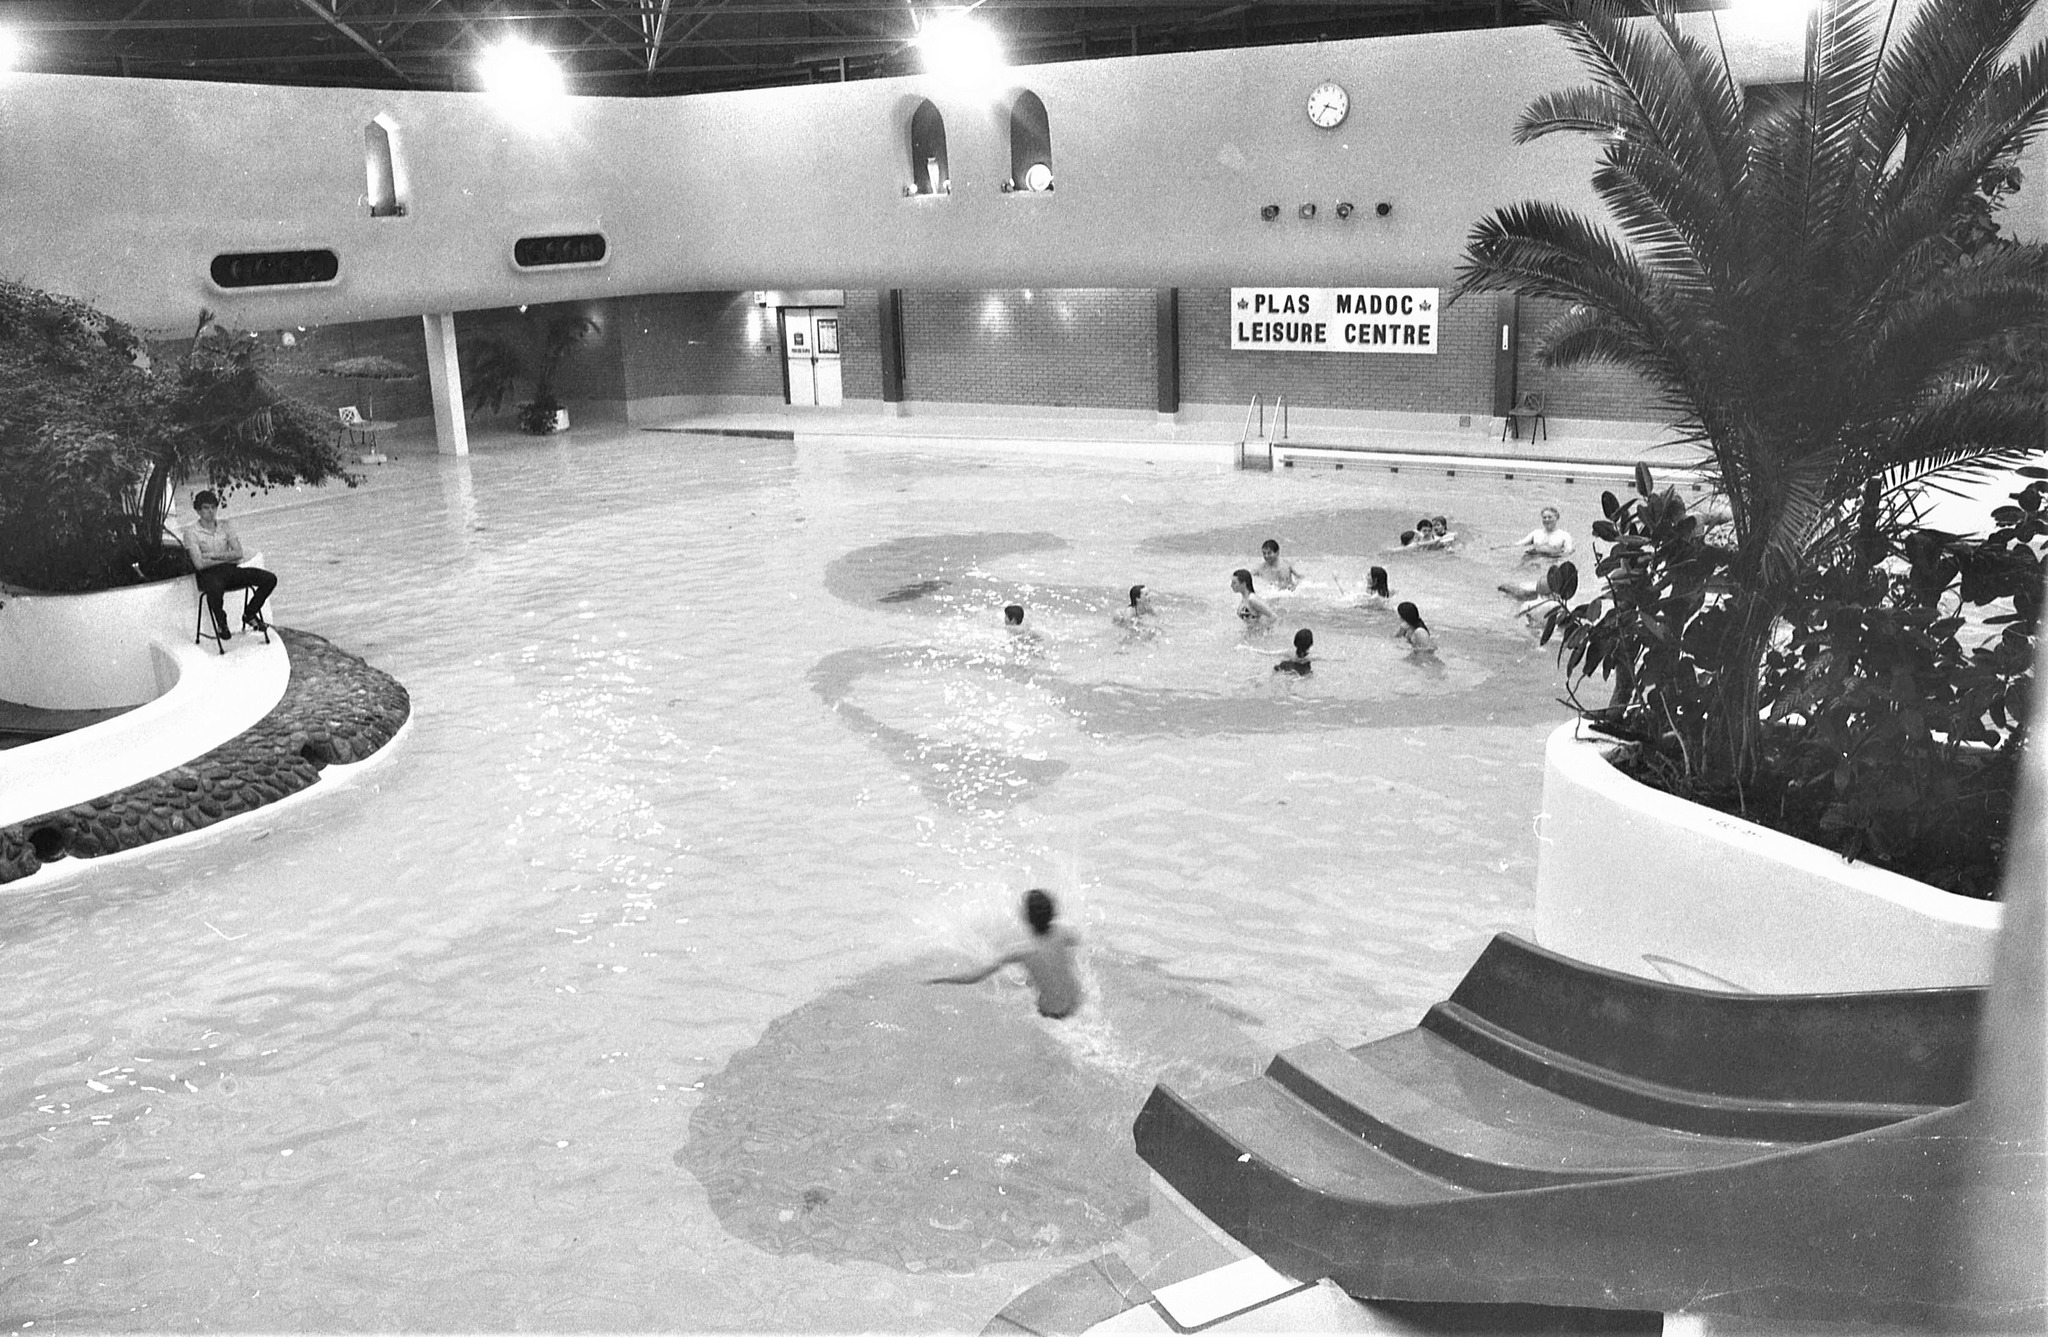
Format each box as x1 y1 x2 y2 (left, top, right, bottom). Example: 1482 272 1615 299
1230 287 1440 354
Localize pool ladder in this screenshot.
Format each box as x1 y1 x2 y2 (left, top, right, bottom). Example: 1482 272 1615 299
1237 393 1288 471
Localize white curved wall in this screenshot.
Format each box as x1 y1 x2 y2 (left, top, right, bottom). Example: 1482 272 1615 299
1533 722 2002 993
0 25 1811 331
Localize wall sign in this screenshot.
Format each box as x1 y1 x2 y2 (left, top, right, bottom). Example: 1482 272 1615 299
1230 287 1439 354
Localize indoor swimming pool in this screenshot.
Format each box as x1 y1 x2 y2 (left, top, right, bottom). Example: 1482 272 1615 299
1 429 1593 1331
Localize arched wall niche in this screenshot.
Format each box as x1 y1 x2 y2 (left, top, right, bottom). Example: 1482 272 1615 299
908 99 949 195
1007 90 1052 192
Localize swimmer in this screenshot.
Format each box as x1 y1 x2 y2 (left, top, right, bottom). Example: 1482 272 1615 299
1395 601 1437 655
1428 514 1459 546
1004 602 1046 648
1497 507 1575 597
1114 583 1157 624
1358 566 1393 609
1252 539 1301 591
1231 569 1277 625
1273 627 1314 675
928 888 1083 1019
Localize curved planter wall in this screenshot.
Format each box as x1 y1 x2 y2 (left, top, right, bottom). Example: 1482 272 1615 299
1533 721 2002 993
0 576 197 709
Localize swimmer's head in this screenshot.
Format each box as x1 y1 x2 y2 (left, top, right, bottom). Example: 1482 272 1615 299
1368 566 1391 597
1399 531 1416 547
1540 507 1561 527
1397 601 1426 630
1293 627 1313 656
1433 516 1449 532
1129 584 1146 607
1023 888 1056 934
1004 604 1024 626
1415 519 1436 539
1261 540 1280 559
1232 568 1255 592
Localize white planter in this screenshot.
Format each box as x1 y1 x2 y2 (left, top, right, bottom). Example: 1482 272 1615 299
0 575 195 709
1533 721 2002 993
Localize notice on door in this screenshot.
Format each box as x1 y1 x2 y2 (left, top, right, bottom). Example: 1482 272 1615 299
1230 287 1440 354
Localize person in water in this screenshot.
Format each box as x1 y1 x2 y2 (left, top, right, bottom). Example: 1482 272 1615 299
1231 569 1277 624
1252 539 1301 590
1395 601 1437 655
1358 566 1393 609
1115 584 1157 624
1498 507 1576 598
928 888 1083 1019
1273 627 1314 675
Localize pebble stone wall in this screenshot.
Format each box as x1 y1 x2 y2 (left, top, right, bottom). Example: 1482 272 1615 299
0 628 410 886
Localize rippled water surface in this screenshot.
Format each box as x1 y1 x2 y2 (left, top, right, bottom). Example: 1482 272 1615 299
1 432 1590 1331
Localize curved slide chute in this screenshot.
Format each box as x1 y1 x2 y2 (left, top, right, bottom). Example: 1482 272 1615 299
1134 933 2001 1328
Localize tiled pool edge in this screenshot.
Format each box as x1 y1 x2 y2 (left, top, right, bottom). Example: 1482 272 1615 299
0 628 410 885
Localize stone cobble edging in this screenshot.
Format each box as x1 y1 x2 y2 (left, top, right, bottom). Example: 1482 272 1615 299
0 628 409 885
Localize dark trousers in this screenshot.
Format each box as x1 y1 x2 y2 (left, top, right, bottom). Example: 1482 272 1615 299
196 563 277 627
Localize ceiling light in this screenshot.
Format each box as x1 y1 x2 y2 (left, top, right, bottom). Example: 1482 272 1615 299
1022 161 1053 192
915 8 1005 89
479 37 566 115
0 28 22 74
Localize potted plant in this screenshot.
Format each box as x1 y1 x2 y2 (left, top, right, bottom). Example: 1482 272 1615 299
1447 0 2048 954
460 306 598 434
0 284 355 594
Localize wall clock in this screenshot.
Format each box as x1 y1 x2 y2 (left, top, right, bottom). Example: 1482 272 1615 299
1307 81 1349 129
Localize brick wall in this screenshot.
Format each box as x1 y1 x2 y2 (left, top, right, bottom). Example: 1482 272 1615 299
836 290 883 402
898 288 1155 410
1515 297 1668 422
1177 286 1497 415
617 290 786 401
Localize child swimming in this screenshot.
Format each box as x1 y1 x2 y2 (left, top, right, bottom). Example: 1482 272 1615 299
928 888 1083 1019
1273 627 1314 675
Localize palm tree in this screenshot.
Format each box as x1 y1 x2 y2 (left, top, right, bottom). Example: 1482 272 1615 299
1452 0 2048 784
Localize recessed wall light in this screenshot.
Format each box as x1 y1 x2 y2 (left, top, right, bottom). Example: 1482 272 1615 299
1298 203 1316 220
1260 204 1281 221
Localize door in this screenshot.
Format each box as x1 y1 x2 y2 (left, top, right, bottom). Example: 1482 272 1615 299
811 312 843 407
781 307 843 408
782 308 817 406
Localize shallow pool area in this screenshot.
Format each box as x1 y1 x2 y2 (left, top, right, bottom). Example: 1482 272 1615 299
0 431 1591 1331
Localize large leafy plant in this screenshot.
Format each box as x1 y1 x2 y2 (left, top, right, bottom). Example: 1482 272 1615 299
1540 465 2045 897
0 283 353 593
1453 0 2048 792
460 307 598 433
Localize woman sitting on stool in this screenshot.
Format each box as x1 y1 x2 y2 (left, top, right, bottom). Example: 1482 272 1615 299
180 489 277 641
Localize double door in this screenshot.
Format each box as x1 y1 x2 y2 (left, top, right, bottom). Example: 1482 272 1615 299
781 307 842 407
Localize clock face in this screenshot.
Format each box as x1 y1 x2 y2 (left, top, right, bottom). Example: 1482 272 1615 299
1307 81 1349 128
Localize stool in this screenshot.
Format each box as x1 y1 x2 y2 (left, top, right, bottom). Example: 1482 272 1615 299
194 581 272 654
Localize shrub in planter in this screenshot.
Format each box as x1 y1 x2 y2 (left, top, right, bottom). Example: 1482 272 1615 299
1539 467 2044 898
0 284 355 593
461 307 596 435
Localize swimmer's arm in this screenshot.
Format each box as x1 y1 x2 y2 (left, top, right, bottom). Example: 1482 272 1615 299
928 946 1031 985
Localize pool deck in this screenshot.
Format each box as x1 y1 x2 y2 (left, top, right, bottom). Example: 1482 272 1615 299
362 403 1714 490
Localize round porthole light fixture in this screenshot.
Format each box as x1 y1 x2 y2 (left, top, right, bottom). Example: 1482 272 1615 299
1022 161 1053 192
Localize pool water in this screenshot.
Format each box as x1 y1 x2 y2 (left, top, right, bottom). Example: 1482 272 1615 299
0 432 1583 1331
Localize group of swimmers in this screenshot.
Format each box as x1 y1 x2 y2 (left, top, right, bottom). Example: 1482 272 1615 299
997 507 1580 677
945 507 1582 1021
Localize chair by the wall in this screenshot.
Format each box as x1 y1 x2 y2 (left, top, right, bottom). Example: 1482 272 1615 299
1503 391 1548 442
